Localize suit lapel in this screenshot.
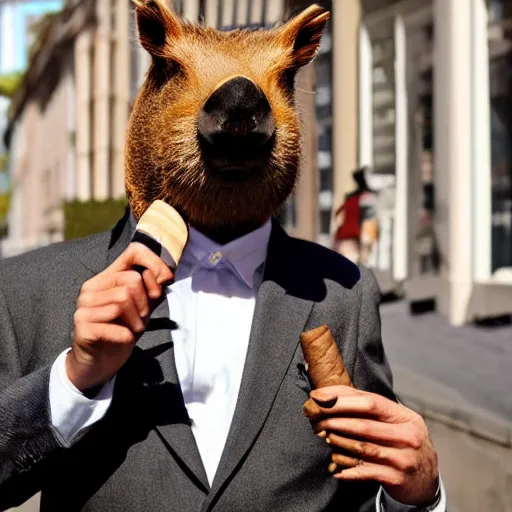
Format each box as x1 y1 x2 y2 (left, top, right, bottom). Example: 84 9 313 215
138 296 210 492
201 223 314 511
80 211 209 491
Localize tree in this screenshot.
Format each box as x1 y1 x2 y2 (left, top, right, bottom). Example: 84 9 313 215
27 12 60 62
0 191 9 222
0 151 10 233
0 153 8 174
0 72 24 99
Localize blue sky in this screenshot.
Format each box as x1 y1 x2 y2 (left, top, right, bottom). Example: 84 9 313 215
1 0 62 73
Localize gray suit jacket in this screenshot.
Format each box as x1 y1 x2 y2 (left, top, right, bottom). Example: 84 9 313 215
0 210 395 512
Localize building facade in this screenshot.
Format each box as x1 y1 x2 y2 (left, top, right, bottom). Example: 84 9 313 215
282 0 512 325
1 0 293 256
0 0 63 193
352 0 512 324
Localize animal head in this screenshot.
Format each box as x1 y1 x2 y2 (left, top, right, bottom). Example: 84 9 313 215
126 0 329 233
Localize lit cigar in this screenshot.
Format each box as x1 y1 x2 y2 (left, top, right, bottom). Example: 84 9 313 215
132 200 188 274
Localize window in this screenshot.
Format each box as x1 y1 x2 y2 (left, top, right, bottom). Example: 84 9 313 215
372 35 395 175
173 0 184 16
320 210 331 235
199 0 206 22
488 0 512 271
314 5 333 237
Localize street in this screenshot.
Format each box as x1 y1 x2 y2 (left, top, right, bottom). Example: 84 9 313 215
381 301 512 422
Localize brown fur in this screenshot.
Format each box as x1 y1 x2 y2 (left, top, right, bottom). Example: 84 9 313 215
126 0 329 234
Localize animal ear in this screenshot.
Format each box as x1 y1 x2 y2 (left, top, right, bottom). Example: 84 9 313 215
133 0 183 58
279 4 330 68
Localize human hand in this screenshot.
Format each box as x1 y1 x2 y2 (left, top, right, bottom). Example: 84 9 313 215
66 242 174 391
305 385 439 507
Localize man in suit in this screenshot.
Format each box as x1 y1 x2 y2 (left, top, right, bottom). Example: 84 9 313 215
0 2 445 510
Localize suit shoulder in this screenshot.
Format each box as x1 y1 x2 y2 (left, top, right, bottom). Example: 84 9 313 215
286 236 379 292
287 236 360 283
0 231 110 288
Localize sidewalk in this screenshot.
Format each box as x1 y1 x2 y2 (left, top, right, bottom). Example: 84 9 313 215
380 300 512 423
381 301 512 512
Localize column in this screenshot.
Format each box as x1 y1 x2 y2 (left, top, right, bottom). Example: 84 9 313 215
205 0 218 28
75 28 92 201
393 15 408 282
331 0 361 234
92 0 111 201
236 0 249 26
293 64 318 242
183 0 199 22
434 0 472 325
249 0 264 25
472 0 492 281
222 0 234 28
112 0 131 199
265 0 284 25
358 25 373 168
65 75 77 201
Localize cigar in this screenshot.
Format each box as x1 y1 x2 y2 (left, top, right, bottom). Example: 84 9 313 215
300 325 353 389
131 200 188 275
301 325 356 473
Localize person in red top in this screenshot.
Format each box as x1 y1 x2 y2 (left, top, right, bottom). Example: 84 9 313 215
333 167 378 263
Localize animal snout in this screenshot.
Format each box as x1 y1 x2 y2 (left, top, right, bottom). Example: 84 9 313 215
198 76 275 147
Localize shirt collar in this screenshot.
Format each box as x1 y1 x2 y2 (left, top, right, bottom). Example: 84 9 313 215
128 212 272 289
182 220 272 289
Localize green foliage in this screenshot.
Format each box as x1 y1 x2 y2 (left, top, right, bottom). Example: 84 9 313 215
63 199 128 241
0 153 8 174
0 72 24 99
0 191 10 227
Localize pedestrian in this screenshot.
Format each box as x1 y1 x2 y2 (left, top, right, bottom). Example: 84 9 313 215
0 2 444 511
333 167 379 265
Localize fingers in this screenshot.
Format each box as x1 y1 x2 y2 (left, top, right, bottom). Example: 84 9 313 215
330 452 360 470
83 243 173 293
77 323 137 346
326 434 418 471
141 268 162 300
333 461 406 488
314 417 417 447
303 397 324 421
78 280 150 319
109 242 174 283
310 385 359 400
75 300 144 335
309 388 411 424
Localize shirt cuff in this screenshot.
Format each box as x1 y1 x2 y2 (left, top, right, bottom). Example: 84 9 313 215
49 349 115 445
377 478 446 512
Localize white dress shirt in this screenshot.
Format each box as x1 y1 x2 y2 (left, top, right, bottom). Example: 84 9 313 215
49 220 445 511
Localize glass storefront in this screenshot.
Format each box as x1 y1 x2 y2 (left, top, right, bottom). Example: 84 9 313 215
315 10 333 240
407 20 438 277
366 21 396 272
488 0 512 272
362 4 435 279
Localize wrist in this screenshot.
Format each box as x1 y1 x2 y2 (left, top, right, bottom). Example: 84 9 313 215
420 477 442 511
65 349 113 392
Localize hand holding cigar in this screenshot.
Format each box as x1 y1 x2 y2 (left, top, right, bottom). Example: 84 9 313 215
300 325 358 472
300 325 439 506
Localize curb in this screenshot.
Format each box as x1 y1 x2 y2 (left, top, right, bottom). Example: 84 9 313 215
397 393 512 448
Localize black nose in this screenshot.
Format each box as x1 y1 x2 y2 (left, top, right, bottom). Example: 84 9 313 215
198 76 275 146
